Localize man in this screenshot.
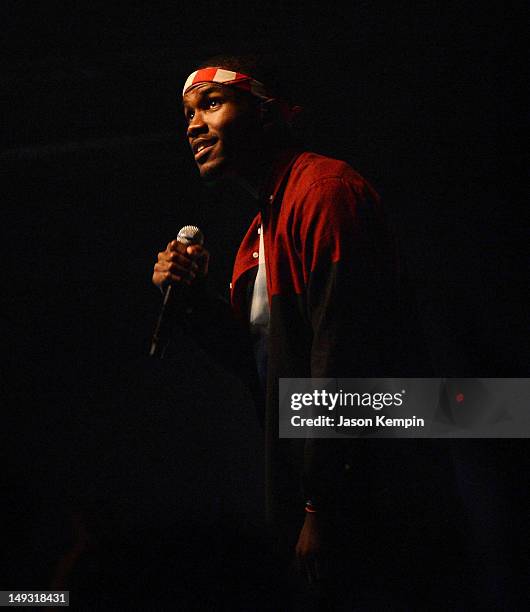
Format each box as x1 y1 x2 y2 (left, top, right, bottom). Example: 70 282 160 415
152 55 409 603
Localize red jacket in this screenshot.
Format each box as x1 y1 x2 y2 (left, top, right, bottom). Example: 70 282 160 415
224 150 401 523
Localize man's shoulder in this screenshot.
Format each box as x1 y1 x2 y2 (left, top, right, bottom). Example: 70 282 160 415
288 151 368 192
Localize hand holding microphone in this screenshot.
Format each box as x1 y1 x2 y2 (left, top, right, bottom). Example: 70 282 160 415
150 225 208 358
152 226 209 290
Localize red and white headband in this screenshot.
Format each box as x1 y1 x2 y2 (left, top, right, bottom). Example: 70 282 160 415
182 66 302 124
182 67 272 100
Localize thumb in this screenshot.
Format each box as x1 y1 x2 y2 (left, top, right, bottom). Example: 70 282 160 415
187 245 209 260
187 245 209 275
186 245 203 256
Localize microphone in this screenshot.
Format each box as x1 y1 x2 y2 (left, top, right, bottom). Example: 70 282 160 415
149 225 204 358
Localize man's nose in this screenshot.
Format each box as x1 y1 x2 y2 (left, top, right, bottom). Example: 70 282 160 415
187 111 207 139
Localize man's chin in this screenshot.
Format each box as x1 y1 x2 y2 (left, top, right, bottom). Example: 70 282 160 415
197 158 227 183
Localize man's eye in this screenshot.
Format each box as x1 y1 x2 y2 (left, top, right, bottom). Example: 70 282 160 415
209 99 220 108
186 111 194 121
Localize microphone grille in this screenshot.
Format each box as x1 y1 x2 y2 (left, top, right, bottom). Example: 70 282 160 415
177 225 204 246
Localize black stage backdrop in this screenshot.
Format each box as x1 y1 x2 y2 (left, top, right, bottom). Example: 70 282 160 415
2 1 526 608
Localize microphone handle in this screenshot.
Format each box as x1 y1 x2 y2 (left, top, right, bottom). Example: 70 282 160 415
150 226 203 358
149 283 177 358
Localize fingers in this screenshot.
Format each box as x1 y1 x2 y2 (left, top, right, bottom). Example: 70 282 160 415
158 248 198 273
188 246 209 276
166 242 208 268
153 261 195 284
168 239 185 252
155 261 197 281
186 244 204 257
152 241 209 289
167 240 205 257
165 251 199 273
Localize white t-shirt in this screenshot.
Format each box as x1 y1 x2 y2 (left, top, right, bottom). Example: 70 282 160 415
249 225 270 332
249 225 269 388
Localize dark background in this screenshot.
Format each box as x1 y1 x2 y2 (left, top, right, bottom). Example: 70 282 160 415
2 0 526 606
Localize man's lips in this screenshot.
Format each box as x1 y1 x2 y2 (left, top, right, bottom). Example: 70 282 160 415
193 139 217 161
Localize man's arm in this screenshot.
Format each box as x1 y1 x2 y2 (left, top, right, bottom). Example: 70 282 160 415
152 240 257 385
294 175 398 575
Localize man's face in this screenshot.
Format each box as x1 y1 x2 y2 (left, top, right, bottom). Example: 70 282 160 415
183 82 262 181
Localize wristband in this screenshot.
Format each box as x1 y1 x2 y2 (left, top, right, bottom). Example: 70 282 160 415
305 499 317 513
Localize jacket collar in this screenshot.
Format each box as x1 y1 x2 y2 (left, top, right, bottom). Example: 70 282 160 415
259 148 302 208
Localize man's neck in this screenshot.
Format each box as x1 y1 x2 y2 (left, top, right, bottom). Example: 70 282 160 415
234 174 262 201
232 146 279 201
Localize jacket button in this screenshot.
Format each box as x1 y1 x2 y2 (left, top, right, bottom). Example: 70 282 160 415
252 252 259 258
